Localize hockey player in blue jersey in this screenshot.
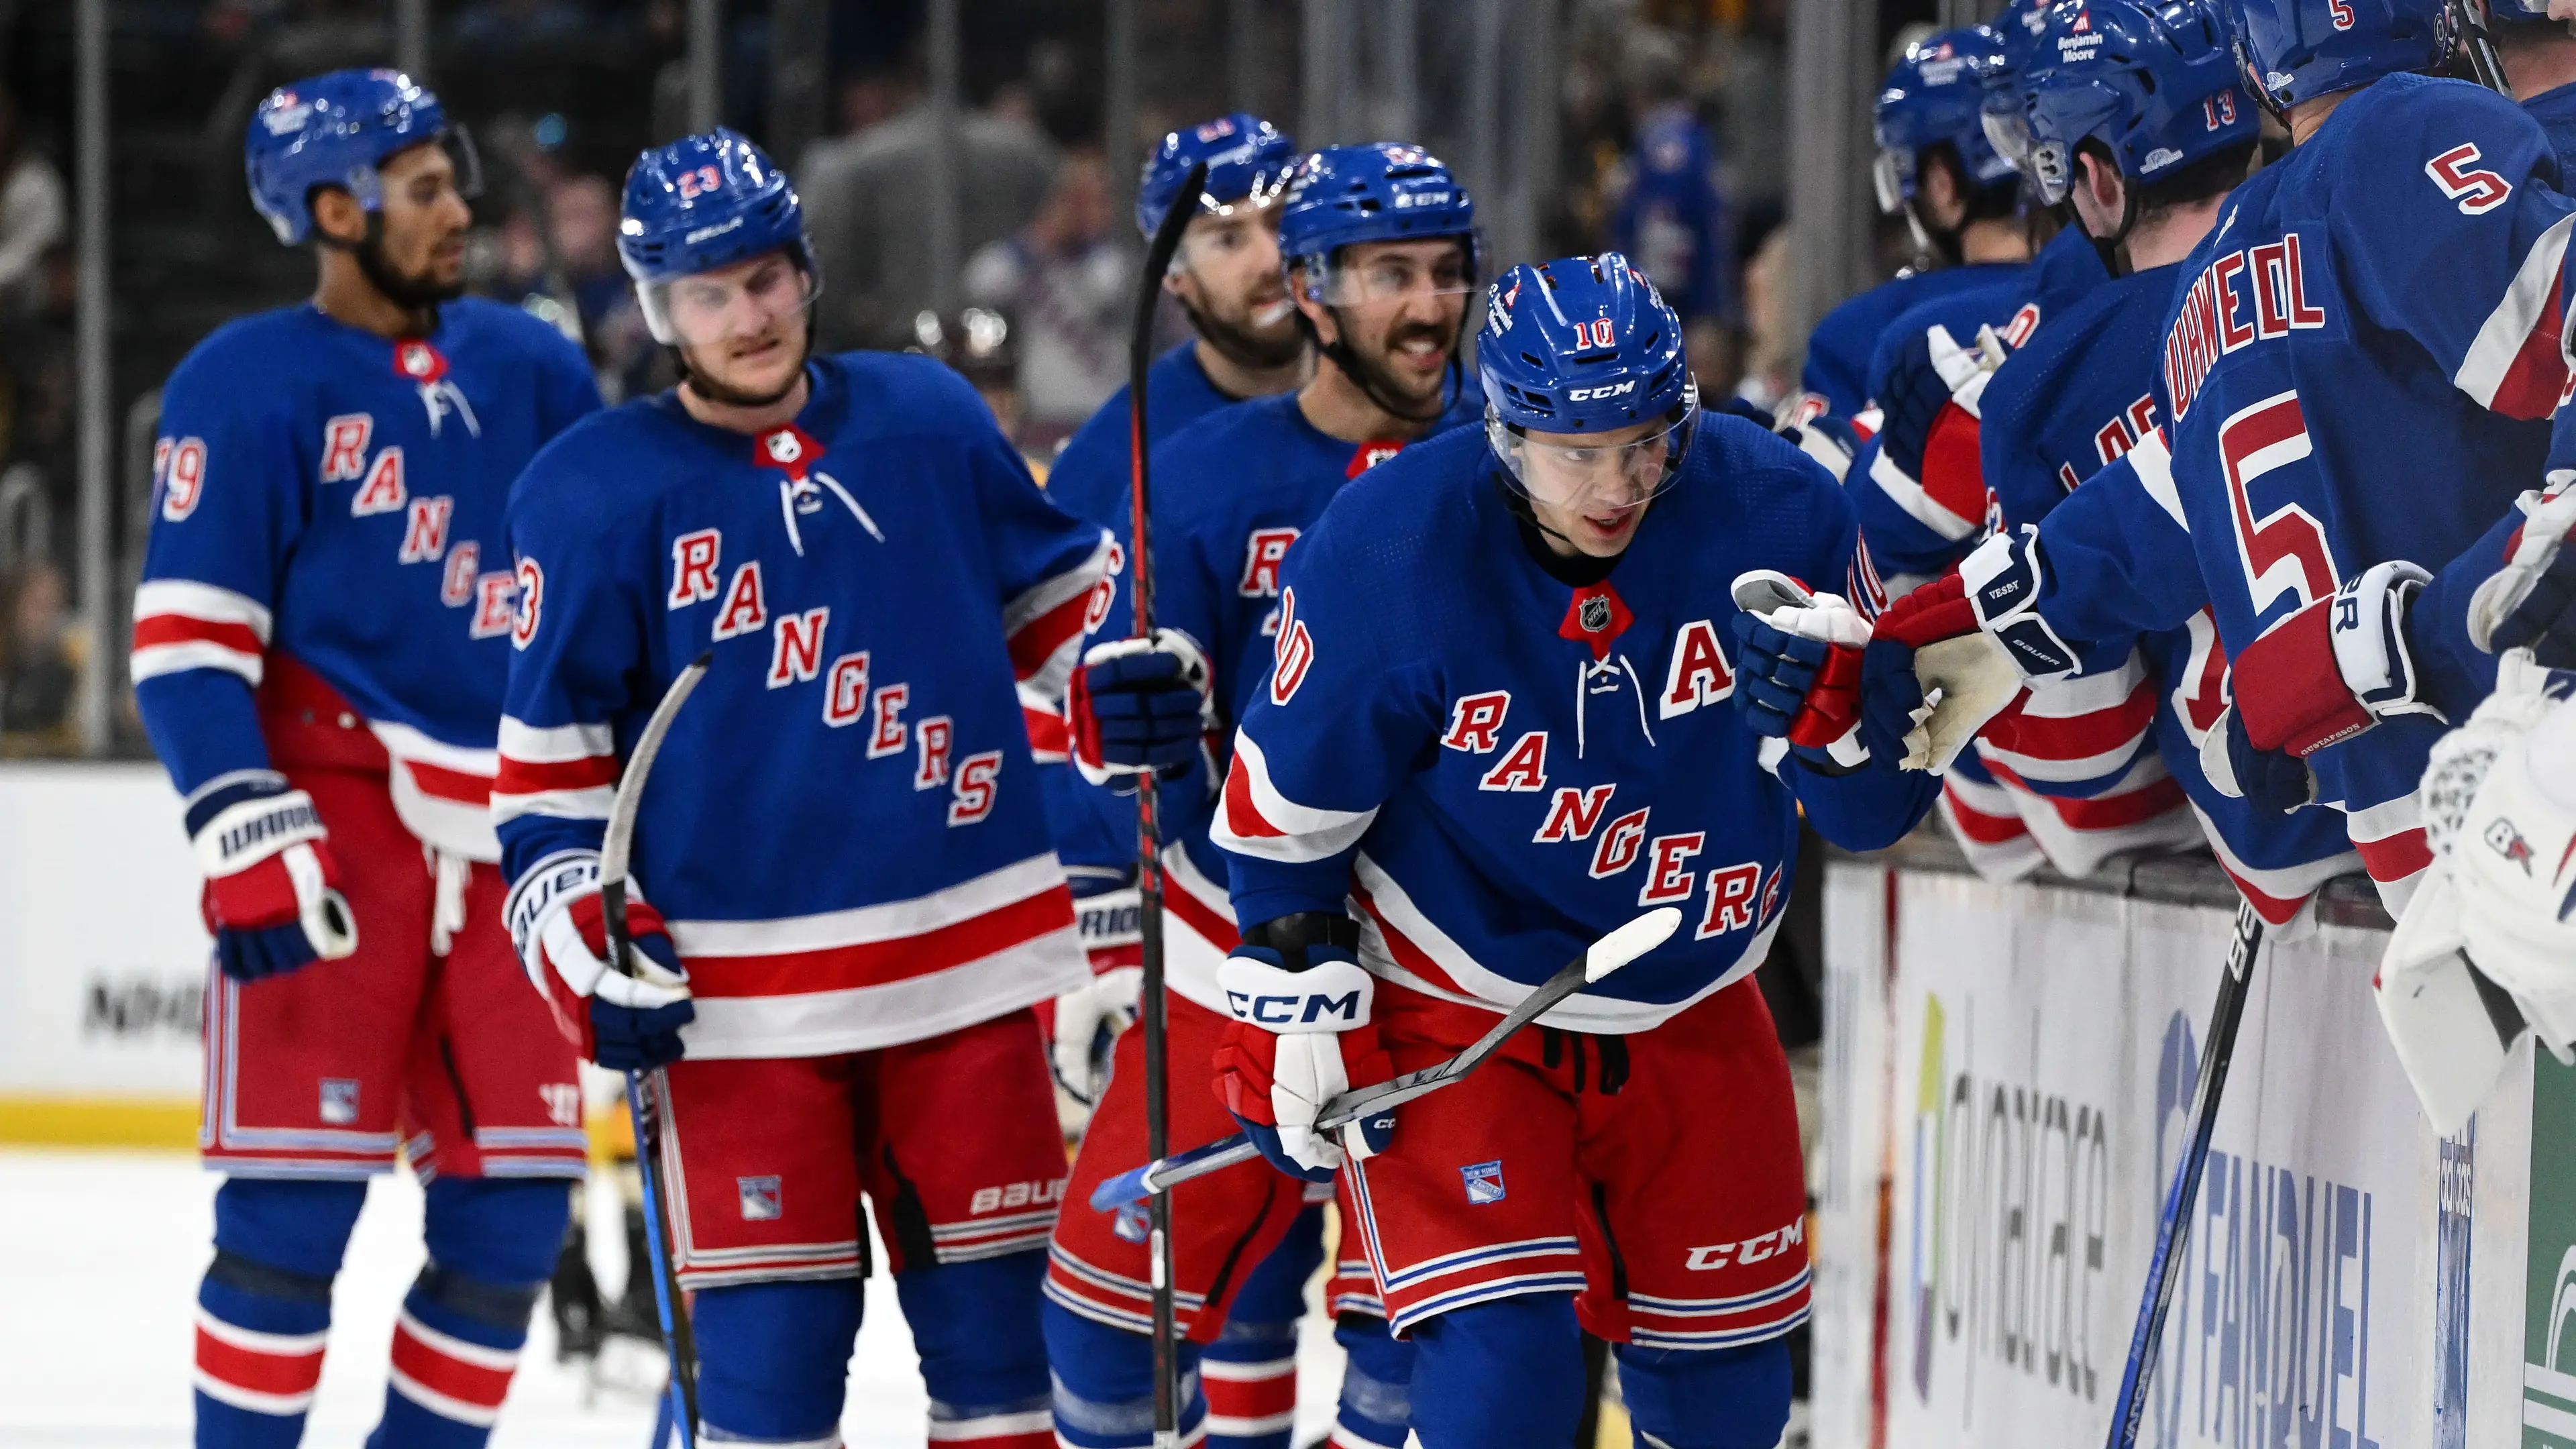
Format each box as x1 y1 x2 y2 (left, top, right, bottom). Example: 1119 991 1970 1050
1963 0 2361 922
1091 256 1935 1447
1044 140 1483 1449
494 129 1107 1449
1794 25 2037 422
1896 0 2576 920
1041 113 1309 1110
133 70 604 1449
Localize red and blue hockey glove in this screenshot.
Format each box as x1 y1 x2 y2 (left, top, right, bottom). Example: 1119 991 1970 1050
2469 478 2576 667
1730 572 1875 773
188 771 358 982
1872 323 2010 541
2202 559 2439 812
1069 629 1213 790
505 853 694 1073
1051 865 1143 1106
1211 916 1395 1182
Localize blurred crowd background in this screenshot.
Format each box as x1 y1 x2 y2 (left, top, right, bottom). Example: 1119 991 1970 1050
0 0 1949 759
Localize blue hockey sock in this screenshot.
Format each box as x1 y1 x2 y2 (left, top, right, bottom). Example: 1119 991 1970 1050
694 1279 865 1444
1201 1205 1322 1449
895 1252 1055 1441
1042 1295 1207 1449
1615 1337 1793 1449
366 1179 568 1449
1405 1294 1585 1449
1332 1313 1415 1448
195 1177 367 1449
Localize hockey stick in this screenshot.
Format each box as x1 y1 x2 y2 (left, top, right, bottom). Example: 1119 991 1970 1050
602 652 712 1449
1127 159 1208 1449
2102 898 2264 1449
1090 907 1685 1211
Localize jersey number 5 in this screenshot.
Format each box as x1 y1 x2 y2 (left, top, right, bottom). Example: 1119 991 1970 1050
2218 389 2339 627
2426 144 2512 216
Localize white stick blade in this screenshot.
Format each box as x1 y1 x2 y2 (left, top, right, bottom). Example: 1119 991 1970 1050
1586 907 1682 982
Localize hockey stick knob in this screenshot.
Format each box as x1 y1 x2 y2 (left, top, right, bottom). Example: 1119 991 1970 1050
1586 906 1682 983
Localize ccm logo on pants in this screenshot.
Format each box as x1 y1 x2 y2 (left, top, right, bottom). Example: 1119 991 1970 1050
1684 1218 1805 1271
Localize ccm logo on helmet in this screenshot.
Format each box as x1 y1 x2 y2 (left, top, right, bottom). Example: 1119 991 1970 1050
1566 380 1638 402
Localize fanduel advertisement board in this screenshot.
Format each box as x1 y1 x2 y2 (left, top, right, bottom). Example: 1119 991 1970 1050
1818 864 2464 1449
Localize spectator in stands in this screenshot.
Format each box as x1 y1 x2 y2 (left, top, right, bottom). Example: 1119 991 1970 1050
0 87 65 317
0 558 76 750
797 59 1061 352
1607 30 1739 358
451 0 592 52
960 147 1128 434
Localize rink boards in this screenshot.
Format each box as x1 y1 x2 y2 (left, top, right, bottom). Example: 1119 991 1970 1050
1813 845 2562 1449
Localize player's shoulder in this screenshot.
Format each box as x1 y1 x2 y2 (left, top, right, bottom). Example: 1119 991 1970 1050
2325 71 2548 184
443 295 589 366
1686 410 1845 512
1305 421 1488 549
167 305 328 394
506 394 692 533
827 347 991 427
1155 394 1327 531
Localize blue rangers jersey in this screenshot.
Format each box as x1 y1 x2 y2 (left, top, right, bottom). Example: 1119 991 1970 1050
1996 74 2573 906
1067 388 1481 1008
1209 421 1935 1030
1977 260 2357 922
1033 340 1244 879
495 352 1110 1057
133 299 602 857
1793 261 2027 421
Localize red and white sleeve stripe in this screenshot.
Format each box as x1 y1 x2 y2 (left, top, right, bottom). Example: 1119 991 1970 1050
1211 729 1378 864
2457 212 2576 419
1003 531 1114 700
1019 683 1070 765
490 716 619 826
131 579 271 686
1866 446 1982 543
1976 649 2158 788
2343 793 2431 917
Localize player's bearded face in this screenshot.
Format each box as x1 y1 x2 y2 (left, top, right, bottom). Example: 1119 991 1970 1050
665 251 815 404
359 143 472 307
1171 205 1302 370
1517 418 1669 557
1323 238 1471 411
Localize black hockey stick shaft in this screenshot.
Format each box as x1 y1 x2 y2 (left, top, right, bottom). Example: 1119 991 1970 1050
2104 899 2264 1449
603 653 712 1448
1129 160 1206 1449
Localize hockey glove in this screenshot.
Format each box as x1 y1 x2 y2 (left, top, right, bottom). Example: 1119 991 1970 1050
1051 867 1144 1105
1211 920 1395 1181
1069 629 1213 788
1871 323 2010 543
2468 476 2576 667
1729 572 1873 773
189 771 358 982
2202 560 2439 814
2377 651 2576 1134
504 852 694 1073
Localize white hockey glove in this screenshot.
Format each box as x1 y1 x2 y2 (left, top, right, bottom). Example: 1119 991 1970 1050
1212 929 1396 1181
2467 473 2576 659
1051 867 1144 1104
2377 651 2576 1134
504 851 695 1073
187 771 359 982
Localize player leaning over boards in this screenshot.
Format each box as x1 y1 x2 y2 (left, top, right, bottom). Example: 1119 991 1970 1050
1102 256 1937 1446
132 69 604 1449
1047 141 1486 1449
493 129 1107 1447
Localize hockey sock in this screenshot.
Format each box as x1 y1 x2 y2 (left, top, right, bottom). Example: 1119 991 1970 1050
1042 1295 1209 1449
1201 1204 1324 1449
694 1279 865 1446
367 1179 568 1449
1330 1313 1415 1448
896 1252 1054 1446
1613 1337 1793 1449
1403 1294 1585 1449
195 1177 367 1449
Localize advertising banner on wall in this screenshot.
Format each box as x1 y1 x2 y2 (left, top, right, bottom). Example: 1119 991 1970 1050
1816 862 2487 1449
0 765 209 1106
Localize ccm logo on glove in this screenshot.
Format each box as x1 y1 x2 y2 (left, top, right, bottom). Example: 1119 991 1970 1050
1226 984 1366 1028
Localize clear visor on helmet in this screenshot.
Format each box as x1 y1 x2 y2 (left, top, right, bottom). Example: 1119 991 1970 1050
357 126 485 214
637 248 821 347
1171 189 1286 274
1304 233 1480 306
1871 150 1908 215
1486 384 1699 517
1980 105 2033 171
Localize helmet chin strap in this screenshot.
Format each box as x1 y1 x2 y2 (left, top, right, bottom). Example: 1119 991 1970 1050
2082 182 2141 280
1316 305 1464 427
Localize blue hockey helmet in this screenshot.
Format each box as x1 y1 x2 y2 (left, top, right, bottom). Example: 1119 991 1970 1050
1136 113 1299 238
2226 0 2451 111
1875 26 2021 215
619 128 817 346
1278 144 1479 305
2021 0 2258 208
1479 254 1699 513
1980 2 2058 169
244 68 478 246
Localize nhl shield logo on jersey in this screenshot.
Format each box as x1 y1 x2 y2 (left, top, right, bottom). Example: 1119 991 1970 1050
737 1175 783 1221
395 339 444 382
1580 595 1612 633
755 423 827 482
1460 1159 1507 1205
